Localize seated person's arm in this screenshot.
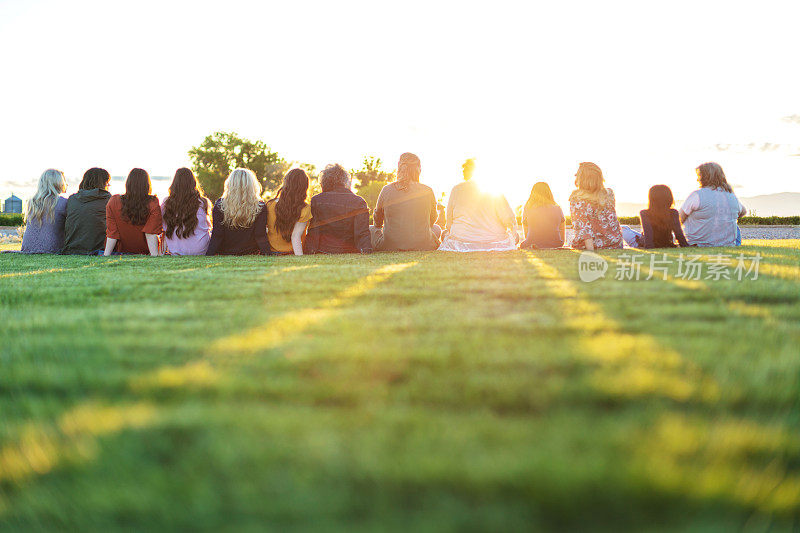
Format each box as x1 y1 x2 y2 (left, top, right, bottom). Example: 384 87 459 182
559 221 566 243
145 234 160 256
103 238 117 256
291 221 308 256
671 210 690 247
373 192 385 228
640 210 655 248
584 237 595 251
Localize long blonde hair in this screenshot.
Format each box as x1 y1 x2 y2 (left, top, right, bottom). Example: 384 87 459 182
570 162 611 206
220 168 263 228
395 152 421 191
26 169 67 226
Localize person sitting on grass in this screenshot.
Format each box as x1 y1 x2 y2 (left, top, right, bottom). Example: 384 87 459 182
21 169 68 254
569 162 623 251
438 158 519 252
161 167 212 255
679 162 746 247
370 152 440 251
62 167 112 255
206 168 270 256
621 185 690 248
266 168 312 256
519 181 565 249
104 168 163 256
304 164 372 254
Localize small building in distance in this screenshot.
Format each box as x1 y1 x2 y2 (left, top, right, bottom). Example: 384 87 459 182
3 194 23 214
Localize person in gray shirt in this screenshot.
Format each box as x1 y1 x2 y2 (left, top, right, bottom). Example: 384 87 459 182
371 153 440 251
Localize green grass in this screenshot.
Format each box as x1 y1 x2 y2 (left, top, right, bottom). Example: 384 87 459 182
1 241 799 531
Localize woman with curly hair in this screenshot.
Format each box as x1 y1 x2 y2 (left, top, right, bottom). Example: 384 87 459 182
206 168 270 255
266 168 312 255
104 168 163 255
161 168 212 255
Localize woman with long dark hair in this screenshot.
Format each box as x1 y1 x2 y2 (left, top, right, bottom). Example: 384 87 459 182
638 185 689 248
104 168 163 255
161 168 212 255
267 168 312 255
519 181 565 249
679 162 746 246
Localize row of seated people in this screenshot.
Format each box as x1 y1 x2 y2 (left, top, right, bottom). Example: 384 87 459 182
18 154 746 255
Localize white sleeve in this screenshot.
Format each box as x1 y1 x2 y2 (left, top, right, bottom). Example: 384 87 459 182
679 190 700 215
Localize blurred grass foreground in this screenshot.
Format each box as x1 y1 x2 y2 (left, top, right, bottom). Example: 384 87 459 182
1 240 799 530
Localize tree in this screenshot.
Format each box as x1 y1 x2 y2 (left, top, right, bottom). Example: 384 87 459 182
188 131 290 200
350 156 395 212
350 156 395 190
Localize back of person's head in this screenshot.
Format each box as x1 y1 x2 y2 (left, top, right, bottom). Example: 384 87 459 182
164 167 208 239
462 158 476 181
275 168 310 242
696 162 733 193
647 184 675 229
79 167 110 190
395 152 421 191
221 168 263 228
526 181 558 209
121 168 154 226
575 162 604 192
26 169 67 225
319 164 350 192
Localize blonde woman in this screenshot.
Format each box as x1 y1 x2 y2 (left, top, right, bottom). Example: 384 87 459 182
370 152 440 251
21 169 68 253
206 168 270 255
519 181 565 249
568 162 623 250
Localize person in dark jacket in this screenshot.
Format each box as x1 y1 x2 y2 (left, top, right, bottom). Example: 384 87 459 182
304 164 372 254
62 167 112 254
206 168 270 255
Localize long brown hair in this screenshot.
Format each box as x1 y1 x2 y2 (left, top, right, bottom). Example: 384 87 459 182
121 168 156 225
525 181 558 210
273 168 309 242
647 184 674 230
163 167 210 239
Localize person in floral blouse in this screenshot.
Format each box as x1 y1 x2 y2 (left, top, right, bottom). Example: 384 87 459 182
569 162 623 250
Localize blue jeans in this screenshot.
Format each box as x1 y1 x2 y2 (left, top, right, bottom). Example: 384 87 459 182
735 226 742 246
620 225 644 248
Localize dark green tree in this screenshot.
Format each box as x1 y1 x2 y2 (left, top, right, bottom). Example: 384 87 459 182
350 156 395 212
188 131 289 200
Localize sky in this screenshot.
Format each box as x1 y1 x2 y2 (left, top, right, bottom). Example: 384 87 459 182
1 0 799 208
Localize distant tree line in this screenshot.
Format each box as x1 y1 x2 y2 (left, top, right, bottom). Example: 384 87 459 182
187 131 395 212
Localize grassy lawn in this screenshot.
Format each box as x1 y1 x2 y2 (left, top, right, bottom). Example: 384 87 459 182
1 241 799 531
